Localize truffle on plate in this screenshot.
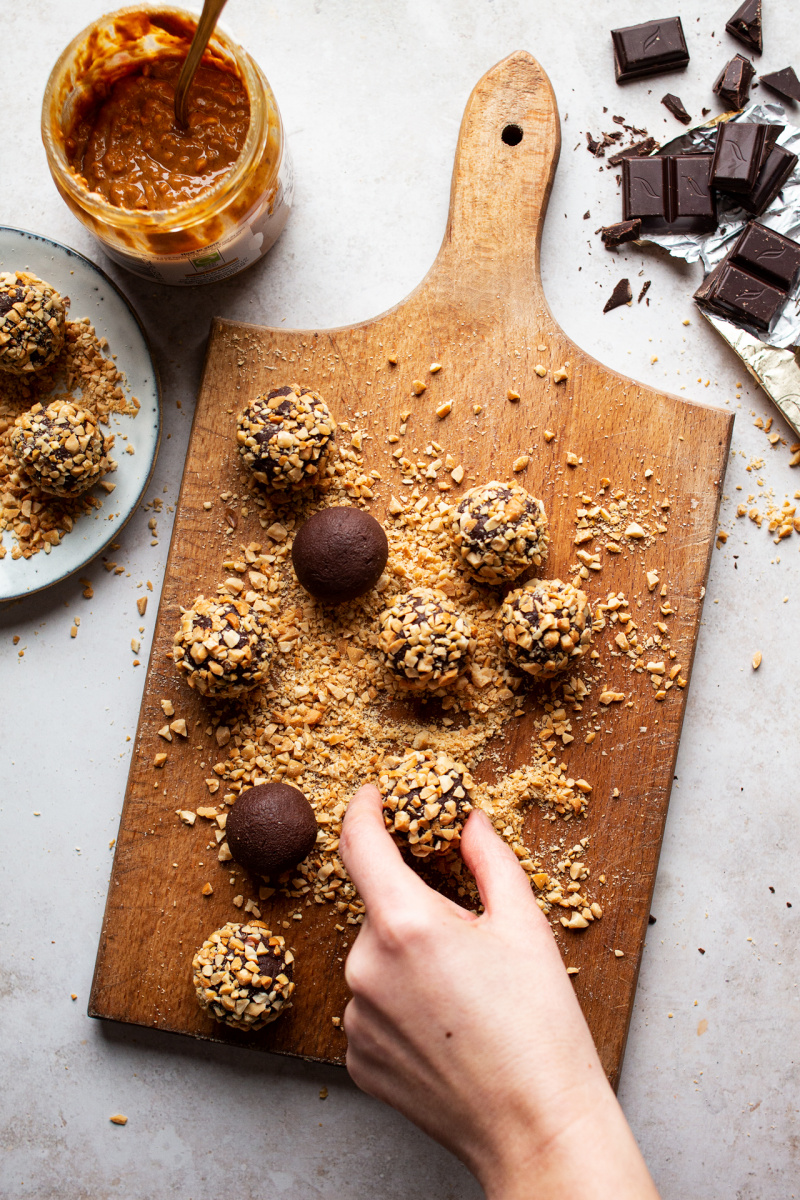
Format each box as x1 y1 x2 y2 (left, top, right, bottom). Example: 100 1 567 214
450 481 549 584
226 783 318 877
192 920 294 1030
292 506 388 604
377 587 474 690
0 271 66 375
498 578 592 679
11 400 112 496
237 384 336 489
173 596 272 698
380 749 474 858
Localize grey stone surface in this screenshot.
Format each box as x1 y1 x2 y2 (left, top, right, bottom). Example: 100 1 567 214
1 2 798 1197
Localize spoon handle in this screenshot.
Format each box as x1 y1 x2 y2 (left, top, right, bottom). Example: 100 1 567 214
174 0 230 130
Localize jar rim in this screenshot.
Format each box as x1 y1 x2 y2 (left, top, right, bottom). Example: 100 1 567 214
41 3 273 230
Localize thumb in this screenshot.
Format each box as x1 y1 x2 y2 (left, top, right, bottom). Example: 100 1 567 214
460 808 545 922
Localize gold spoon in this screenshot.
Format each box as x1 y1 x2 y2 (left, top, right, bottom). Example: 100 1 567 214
173 0 230 131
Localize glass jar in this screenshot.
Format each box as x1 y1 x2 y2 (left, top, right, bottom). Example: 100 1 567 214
41 5 293 286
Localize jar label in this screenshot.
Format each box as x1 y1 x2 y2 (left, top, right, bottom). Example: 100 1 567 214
101 150 294 286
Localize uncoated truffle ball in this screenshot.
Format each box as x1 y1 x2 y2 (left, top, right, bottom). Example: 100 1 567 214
498 578 592 679
192 920 295 1031
226 783 318 877
377 587 474 690
12 400 111 497
0 271 66 375
450 481 549 584
381 749 474 858
173 596 272 698
237 383 336 489
292 506 388 605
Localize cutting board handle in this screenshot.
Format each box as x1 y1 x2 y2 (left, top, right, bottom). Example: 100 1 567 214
430 51 561 300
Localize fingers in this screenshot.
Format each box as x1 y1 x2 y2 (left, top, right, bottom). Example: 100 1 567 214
460 808 546 921
340 783 429 911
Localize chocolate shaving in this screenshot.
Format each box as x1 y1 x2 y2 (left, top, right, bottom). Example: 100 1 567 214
603 278 632 313
661 93 692 124
638 280 652 303
607 137 659 167
600 219 642 249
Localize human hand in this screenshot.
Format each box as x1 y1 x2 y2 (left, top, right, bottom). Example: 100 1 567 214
339 784 660 1200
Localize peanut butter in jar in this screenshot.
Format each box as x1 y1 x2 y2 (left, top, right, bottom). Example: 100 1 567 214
42 7 293 285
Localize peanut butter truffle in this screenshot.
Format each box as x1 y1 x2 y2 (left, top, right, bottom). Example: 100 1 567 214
450 481 549 584
0 272 66 375
377 587 474 690
173 596 272 698
237 383 336 489
11 399 112 496
227 783 318 877
292 506 388 605
192 920 294 1031
498 578 592 679
381 749 474 858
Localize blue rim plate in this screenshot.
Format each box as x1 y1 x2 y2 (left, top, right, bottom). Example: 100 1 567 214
0 227 161 603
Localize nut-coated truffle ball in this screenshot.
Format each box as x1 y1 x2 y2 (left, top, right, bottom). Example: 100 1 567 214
498 578 592 679
237 383 336 489
11 399 112 496
0 271 66 375
380 749 474 858
292 506 388 605
173 596 272 698
377 587 474 690
226 783 318 877
450 481 549 584
192 921 295 1031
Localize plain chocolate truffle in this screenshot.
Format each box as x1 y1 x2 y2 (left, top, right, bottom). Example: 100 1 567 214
292 506 388 604
227 783 318 877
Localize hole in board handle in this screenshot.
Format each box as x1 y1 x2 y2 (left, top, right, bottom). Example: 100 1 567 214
501 124 523 146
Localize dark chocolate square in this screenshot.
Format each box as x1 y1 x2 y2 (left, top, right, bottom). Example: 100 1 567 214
730 222 800 291
695 261 786 331
671 155 717 229
612 18 689 83
725 0 762 55
711 123 770 193
738 144 798 215
713 54 756 110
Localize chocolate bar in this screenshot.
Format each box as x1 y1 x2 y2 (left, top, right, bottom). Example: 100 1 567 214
694 221 800 332
729 222 800 291
759 67 800 104
611 18 689 83
725 0 762 55
622 154 717 233
694 261 786 331
713 54 756 110
737 144 798 214
710 123 779 193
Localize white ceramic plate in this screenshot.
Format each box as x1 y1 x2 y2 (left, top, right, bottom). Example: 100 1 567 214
0 227 160 602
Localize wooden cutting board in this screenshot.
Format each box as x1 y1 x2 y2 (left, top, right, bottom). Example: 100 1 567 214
90 51 732 1086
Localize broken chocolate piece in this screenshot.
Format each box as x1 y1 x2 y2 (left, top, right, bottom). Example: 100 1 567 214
607 137 659 167
612 18 690 83
710 123 779 193
713 54 756 110
638 280 652 303
759 67 800 104
600 218 642 249
622 154 717 233
694 260 786 330
662 93 692 124
725 0 762 55
604 278 632 312
729 221 800 291
737 144 798 215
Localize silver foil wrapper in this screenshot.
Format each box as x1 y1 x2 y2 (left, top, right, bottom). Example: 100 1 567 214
644 102 800 350
702 311 800 441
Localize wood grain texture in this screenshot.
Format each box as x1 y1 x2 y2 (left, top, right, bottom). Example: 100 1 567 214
90 52 733 1085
